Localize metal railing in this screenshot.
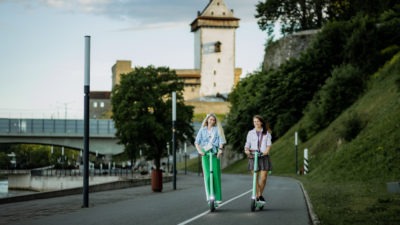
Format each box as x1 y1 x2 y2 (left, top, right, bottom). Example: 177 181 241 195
0 118 116 136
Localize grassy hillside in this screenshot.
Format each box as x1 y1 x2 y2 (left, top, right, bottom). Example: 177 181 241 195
264 53 400 224
181 53 400 224
219 53 400 224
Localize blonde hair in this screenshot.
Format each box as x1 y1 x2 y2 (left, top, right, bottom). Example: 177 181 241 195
201 113 226 144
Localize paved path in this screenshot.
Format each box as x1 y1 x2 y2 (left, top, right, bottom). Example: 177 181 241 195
0 173 313 225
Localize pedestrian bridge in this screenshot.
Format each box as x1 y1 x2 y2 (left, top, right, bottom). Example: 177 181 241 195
0 118 123 155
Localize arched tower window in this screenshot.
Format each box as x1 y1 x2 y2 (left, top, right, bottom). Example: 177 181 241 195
214 41 221 52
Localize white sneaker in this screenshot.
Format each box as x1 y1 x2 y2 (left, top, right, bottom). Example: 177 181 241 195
257 196 266 204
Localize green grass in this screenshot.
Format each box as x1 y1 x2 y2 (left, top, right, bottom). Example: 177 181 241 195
269 53 400 225
176 156 202 172
299 177 400 225
218 53 400 225
192 113 227 123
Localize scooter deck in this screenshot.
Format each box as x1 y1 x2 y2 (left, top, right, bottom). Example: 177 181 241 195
256 201 265 208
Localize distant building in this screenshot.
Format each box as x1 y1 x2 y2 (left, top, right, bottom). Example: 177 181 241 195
89 91 111 119
90 0 241 118
111 61 202 102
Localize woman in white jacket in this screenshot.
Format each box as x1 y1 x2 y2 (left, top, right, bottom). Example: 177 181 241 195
244 115 272 204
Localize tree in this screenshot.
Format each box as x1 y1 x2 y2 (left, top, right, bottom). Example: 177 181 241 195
255 0 328 36
255 0 398 36
111 66 194 170
0 152 10 169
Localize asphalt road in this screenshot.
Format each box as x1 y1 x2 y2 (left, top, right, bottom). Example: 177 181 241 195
0 173 311 225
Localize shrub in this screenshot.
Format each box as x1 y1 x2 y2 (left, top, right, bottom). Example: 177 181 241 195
338 112 366 141
305 64 364 134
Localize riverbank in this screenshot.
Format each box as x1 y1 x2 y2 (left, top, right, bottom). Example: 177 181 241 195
0 175 172 205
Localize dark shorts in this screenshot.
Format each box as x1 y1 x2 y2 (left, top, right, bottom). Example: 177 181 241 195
248 155 272 171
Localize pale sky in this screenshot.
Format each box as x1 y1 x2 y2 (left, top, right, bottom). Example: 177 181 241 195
0 0 268 119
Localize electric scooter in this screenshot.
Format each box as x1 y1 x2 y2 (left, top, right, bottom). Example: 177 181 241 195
207 149 217 212
250 150 265 212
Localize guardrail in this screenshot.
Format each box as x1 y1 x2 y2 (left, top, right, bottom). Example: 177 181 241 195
1 168 149 177
0 170 31 175
0 118 116 136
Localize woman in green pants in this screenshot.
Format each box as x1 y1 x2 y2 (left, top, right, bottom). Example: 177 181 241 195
195 113 226 205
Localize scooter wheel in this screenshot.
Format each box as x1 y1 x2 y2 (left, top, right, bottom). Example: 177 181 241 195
251 199 256 212
210 200 215 212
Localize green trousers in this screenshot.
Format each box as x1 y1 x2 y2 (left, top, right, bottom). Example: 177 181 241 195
202 152 222 201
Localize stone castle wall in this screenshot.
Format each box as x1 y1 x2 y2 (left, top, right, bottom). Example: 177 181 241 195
263 29 319 71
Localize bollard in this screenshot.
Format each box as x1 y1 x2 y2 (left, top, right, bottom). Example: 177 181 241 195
303 148 309 175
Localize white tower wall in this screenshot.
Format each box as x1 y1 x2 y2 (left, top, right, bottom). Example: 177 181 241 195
196 28 236 97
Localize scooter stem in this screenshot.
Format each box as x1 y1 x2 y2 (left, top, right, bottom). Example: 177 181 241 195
252 151 259 199
209 150 214 199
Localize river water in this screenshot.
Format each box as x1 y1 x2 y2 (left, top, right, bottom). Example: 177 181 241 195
0 180 36 198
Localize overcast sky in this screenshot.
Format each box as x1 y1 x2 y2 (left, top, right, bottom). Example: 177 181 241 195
0 0 268 119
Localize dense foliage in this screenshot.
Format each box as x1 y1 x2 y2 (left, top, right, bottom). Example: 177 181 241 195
111 66 194 169
255 0 398 36
0 144 77 169
225 5 400 152
303 64 364 137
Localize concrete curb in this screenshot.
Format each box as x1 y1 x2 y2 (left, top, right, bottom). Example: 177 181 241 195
298 181 320 225
0 176 172 205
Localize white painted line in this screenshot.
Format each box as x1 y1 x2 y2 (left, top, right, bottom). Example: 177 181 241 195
177 189 252 225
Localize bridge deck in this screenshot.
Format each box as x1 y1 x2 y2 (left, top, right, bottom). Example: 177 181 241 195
0 118 116 137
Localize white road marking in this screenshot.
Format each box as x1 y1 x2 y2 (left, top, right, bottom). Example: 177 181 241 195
177 189 252 225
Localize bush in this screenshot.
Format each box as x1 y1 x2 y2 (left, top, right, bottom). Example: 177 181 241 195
305 64 364 135
338 112 366 141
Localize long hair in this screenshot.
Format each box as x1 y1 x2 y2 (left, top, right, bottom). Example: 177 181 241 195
202 114 217 127
253 115 272 135
201 113 226 144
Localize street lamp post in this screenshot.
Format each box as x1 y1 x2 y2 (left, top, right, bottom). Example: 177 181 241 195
172 92 177 190
166 143 170 174
184 142 187 175
83 35 91 207
295 131 298 174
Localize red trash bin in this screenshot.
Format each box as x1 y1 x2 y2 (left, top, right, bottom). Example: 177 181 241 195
151 169 163 192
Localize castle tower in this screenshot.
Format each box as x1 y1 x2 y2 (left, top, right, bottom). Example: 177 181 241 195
111 60 132 89
191 0 240 98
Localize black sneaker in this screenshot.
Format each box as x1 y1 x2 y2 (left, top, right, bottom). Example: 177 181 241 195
258 195 266 204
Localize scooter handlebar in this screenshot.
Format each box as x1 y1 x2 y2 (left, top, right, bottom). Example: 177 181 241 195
248 150 264 158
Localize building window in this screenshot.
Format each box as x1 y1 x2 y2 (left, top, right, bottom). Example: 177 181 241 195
214 70 216 75
213 82 216 87
93 102 98 108
218 58 221 63
214 41 221 52
100 102 105 108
